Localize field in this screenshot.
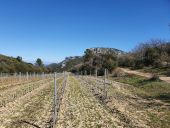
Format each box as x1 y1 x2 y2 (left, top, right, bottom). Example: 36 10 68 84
0 74 63 128
0 73 170 128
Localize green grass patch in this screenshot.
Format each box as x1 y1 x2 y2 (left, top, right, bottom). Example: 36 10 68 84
111 74 170 103
137 67 170 76
112 74 144 86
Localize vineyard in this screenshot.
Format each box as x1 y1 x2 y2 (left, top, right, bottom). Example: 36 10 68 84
0 73 63 128
0 73 170 128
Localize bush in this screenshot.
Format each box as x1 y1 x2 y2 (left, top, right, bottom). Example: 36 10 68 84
133 59 144 69
149 74 160 81
118 55 135 67
167 70 170 76
97 68 105 76
112 68 125 77
153 60 162 68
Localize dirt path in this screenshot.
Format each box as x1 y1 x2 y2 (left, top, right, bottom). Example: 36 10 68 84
121 68 170 83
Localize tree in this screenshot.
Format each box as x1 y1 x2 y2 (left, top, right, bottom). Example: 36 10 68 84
144 47 159 66
118 54 135 67
83 49 94 63
83 49 94 74
101 54 117 72
16 56 22 62
130 39 170 68
93 56 102 69
35 58 43 67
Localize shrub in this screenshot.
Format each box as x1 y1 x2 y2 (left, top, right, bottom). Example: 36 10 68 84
118 55 135 67
112 68 125 77
167 70 170 76
149 74 160 81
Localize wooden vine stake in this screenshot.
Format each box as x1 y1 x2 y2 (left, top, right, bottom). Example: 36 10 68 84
53 72 57 128
104 69 107 99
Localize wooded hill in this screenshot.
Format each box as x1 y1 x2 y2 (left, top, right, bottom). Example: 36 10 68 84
47 47 125 74
0 54 47 73
48 40 170 76
1 40 169 74
47 56 83 72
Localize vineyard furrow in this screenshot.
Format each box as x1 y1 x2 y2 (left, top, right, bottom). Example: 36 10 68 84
0 78 53 107
57 76 118 128
0 77 63 128
79 77 150 128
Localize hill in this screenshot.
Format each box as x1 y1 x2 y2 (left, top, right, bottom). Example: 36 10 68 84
47 47 125 73
47 56 83 72
0 54 47 73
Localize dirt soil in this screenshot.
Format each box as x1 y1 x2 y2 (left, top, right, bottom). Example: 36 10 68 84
0 77 63 128
1 75 170 128
57 76 118 128
79 76 170 128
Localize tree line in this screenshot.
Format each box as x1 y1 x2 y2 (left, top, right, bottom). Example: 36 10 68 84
118 39 170 69
1 39 169 74
71 39 170 76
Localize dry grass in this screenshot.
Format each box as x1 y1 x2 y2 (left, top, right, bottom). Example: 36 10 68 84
0 77 63 128
80 76 170 128
57 76 116 128
1 74 169 128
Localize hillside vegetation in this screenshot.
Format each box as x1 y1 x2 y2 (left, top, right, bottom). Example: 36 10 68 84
119 40 170 69
70 40 170 76
0 54 47 73
1 40 169 75
47 56 83 72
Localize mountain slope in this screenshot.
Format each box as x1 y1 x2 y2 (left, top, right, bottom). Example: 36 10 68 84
47 56 83 72
0 54 46 73
47 47 125 72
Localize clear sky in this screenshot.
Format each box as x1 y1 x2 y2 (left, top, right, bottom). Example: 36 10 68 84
0 0 170 63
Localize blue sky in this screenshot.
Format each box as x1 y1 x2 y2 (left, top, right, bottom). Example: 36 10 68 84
0 0 170 63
